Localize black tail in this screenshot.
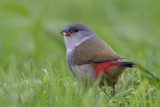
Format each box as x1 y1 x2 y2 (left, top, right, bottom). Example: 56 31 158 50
120 62 135 68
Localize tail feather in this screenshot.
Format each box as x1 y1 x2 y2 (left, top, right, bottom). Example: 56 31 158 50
120 62 135 68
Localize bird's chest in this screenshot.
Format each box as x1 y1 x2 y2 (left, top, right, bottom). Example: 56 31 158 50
66 48 75 65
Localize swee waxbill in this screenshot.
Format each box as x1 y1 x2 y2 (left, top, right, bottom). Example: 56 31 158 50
60 23 134 86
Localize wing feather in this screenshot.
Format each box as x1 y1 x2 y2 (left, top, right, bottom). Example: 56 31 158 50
73 37 123 64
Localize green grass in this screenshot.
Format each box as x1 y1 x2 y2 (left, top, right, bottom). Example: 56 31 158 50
0 0 160 106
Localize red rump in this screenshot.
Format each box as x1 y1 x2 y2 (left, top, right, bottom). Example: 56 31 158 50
95 61 120 75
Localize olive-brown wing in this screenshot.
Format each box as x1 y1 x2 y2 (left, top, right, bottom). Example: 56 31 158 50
73 37 123 64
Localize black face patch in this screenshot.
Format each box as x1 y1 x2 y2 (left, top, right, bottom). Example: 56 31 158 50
74 29 79 32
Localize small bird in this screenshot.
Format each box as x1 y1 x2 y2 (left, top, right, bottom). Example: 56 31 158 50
60 23 134 87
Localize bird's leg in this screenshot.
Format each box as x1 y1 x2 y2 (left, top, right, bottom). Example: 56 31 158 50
111 83 115 95
99 86 108 96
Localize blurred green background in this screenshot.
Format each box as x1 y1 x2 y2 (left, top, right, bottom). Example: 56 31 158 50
0 0 160 106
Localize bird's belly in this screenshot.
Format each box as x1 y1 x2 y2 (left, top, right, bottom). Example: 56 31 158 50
71 64 97 84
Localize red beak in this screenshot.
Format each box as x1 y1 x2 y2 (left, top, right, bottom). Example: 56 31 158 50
60 26 71 36
60 32 71 36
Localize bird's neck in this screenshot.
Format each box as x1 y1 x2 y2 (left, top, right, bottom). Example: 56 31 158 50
64 36 91 49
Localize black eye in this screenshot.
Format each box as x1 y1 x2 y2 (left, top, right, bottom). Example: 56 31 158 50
75 29 79 32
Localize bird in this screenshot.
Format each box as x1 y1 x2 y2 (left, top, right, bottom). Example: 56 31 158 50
60 23 134 87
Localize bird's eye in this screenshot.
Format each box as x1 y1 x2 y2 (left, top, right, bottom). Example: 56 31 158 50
75 29 79 32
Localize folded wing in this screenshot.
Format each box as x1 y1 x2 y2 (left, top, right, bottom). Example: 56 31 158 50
73 37 124 64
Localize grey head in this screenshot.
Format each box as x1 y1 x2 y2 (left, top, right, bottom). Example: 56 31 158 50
60 23 97 49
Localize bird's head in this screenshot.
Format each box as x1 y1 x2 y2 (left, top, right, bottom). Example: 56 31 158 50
60 23 96 48
60 23 95 37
